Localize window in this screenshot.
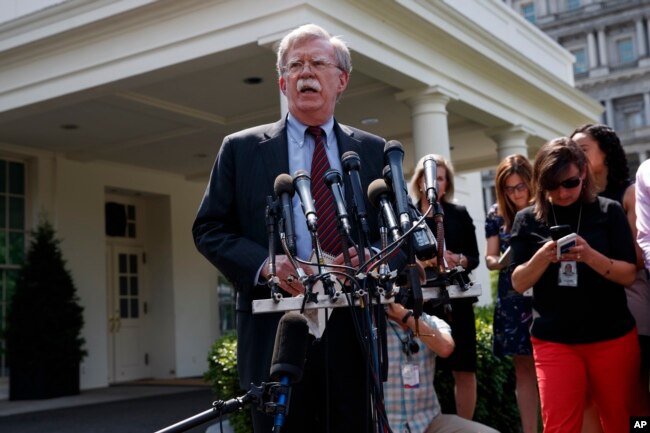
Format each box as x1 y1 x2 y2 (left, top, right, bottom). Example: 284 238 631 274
217 275 235 334
616 37 635 65
0 160 26 377
572 48 588 74
521 3 535 24
613 96 645 131
566 0 580 11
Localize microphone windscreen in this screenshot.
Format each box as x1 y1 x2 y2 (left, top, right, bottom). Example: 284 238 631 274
384 140 404 155
367 178 389 208
274 173 294 196
270 312 310 383
341 151 361 171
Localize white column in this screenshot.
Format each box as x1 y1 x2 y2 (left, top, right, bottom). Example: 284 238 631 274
597 28 608 67
587 31 598 69
637 19 647 58
487 125 533 162
398 86 458 163
647 17 650 56
604 99 614 126
644 92 650 127
537 0 548 17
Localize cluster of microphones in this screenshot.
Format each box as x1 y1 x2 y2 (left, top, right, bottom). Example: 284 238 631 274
271 140 440 282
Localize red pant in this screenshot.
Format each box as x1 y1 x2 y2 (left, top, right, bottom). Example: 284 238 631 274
532 329 644 433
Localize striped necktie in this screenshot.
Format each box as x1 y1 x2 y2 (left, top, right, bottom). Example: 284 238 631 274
307 126 341 256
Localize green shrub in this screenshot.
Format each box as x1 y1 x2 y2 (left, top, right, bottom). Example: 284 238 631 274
435 305 521 432
206 306 522 433
204 332 252 433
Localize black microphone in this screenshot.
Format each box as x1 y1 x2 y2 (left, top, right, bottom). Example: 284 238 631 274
368 178 401 242
384 140 411 234
292 170 317 232
423 155 438 205
274 174 297 256
323 168 352 235
341 151 369 232
270 312 310 432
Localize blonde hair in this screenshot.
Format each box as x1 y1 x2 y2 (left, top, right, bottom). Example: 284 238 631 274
408 154 455 205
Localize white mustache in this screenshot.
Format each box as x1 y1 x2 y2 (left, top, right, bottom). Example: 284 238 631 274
297 78 321 92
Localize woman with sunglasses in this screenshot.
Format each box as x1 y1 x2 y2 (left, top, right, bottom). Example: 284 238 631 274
572 124 650 421
510 137 643 433
485 154 539 433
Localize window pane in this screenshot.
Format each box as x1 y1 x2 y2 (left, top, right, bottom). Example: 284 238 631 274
129 254 137 273
8 197 23 230
0 231 6 265
120 299 128 318
566 0 580 10
8 232 24 264
119 254 127 273
127 223 136 238
522 3 535 24
130 277 138 295
0 161 6 193
617 38 635 64
127 205 135 220
0 195 6 228
8 163 24 195
119 276 128 296
131 299 139 318
573 49 587 74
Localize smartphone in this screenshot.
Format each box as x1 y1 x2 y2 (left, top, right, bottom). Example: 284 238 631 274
556 233 577 259
550 224 572 241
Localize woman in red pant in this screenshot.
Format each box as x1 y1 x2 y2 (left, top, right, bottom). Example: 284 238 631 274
510 137 645 433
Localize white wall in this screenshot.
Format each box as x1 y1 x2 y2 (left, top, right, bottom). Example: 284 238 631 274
0 0 65 25
454 171 492 306
27 153 216 388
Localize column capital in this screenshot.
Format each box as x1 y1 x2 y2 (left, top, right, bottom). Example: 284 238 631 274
396 85 458 106
486 124 535 142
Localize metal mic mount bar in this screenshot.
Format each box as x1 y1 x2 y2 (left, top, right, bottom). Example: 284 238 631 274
252 283 482 314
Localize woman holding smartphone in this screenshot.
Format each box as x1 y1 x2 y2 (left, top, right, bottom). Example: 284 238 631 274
485 154 538 433
510 137 643 433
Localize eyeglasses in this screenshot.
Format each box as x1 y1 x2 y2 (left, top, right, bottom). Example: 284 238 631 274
548 176 581 191
503 183 528 195
283 58 342 74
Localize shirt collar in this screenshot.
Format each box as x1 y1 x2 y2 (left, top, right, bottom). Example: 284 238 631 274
287 113 335 149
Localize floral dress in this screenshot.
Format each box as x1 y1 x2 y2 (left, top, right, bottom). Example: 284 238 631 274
485 204 533 357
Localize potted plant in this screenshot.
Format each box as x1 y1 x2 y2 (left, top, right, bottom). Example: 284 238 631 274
5 218 86 399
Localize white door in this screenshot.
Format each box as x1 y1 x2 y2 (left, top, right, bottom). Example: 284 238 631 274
107 245 150 382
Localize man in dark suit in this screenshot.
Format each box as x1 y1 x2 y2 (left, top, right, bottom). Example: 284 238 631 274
193 24 387 433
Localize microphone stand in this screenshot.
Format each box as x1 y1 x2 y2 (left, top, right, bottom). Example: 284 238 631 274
153 381 286 433
266 197 282 302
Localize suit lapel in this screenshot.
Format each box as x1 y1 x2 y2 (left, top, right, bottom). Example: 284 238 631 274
259 119 290 190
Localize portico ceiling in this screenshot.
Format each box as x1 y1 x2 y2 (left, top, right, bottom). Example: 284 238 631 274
0 0 602 180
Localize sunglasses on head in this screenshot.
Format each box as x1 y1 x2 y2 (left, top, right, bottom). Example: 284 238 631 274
548 176 581 191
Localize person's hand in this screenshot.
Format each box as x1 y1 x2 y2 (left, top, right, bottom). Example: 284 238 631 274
385 302 409 323
332 246 371 268
261 255 311 297
417 256 437 269
560 234 593 265
537 240 559 264
444 250 459 268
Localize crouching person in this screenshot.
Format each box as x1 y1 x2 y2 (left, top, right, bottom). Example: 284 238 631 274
384 302 500 433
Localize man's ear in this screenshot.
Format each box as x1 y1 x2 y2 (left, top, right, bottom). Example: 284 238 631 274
279 76 287 96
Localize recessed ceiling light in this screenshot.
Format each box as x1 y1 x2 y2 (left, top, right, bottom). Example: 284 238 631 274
361 117 379 125
60 124 79 130
243 77 263 85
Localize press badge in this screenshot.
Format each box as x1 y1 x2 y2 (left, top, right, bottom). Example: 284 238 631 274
558 260 578 287
402 363 420 388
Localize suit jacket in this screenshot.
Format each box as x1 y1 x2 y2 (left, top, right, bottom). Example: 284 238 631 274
192 117 385 388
